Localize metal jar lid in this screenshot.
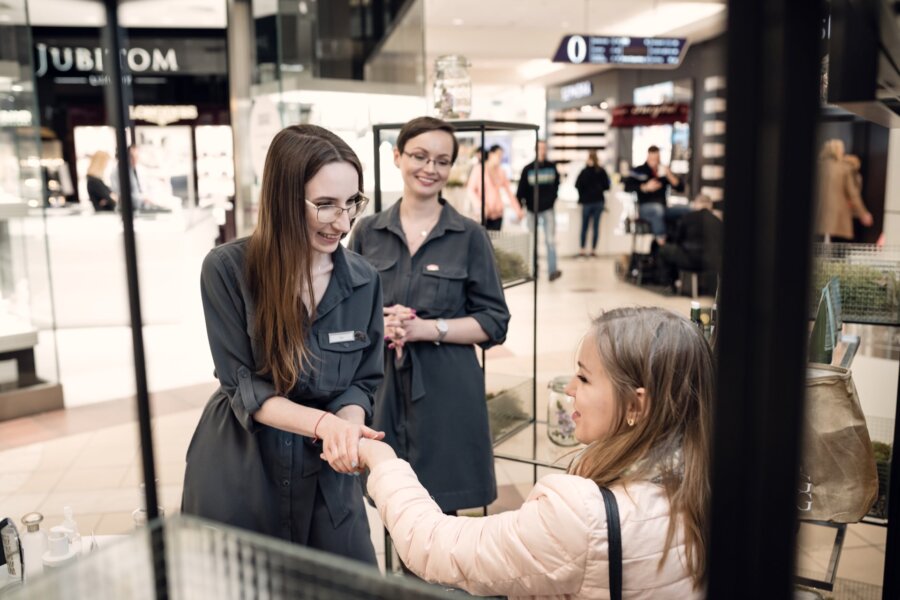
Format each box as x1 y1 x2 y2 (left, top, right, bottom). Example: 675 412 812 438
21 512 43 533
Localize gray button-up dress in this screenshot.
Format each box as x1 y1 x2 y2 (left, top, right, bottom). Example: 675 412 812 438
181 238 384 563
349 200 511 511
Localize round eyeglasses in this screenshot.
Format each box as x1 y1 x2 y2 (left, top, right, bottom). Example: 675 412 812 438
306 195 369 224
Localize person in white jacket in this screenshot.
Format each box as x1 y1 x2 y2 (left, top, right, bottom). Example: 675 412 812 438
345 306 712 599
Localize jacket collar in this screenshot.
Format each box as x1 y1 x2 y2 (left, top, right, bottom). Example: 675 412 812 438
315 244 367 320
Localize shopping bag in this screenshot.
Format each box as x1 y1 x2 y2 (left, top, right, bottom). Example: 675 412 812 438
798 364 878 522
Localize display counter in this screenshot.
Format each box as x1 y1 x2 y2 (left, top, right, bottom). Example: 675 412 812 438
20 207 219 328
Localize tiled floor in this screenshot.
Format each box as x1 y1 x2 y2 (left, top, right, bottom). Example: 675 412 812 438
0 252 889 594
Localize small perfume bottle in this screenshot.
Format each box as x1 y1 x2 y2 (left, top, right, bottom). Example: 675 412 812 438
20 513 46 580
59 506 82 556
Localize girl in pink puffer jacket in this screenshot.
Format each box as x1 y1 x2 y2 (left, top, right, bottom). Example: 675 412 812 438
351 307 712 599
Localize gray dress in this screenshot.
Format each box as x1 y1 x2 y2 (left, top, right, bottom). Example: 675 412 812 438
181 238 384 564
349 200 510 511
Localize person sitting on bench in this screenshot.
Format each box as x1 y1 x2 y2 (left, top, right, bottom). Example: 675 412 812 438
658 194 723 294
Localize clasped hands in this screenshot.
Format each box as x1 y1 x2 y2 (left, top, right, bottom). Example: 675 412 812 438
317 405 385 474
316 414 396 474
384 304 435 359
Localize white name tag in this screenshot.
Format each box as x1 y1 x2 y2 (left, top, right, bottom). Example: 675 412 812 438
328 331 356 344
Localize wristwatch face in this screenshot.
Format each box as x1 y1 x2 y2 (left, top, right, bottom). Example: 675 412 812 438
437 319 449 334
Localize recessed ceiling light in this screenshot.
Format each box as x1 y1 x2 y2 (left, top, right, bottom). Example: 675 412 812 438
11 84 23 92
600 101 609 109
298 1 309 15
452 18 464 26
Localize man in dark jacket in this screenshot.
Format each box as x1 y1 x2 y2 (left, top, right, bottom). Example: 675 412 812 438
516 140 562 281
658 194 723 291
624 145 686 238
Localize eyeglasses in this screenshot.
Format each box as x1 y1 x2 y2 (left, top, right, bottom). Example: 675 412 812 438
305 194 369 224
402 151 453 170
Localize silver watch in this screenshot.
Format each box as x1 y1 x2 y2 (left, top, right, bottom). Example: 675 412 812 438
434 318 449 345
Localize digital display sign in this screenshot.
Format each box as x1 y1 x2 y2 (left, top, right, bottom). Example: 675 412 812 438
552 35 688 67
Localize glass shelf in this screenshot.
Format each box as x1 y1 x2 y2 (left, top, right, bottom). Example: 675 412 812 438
494 419 584 472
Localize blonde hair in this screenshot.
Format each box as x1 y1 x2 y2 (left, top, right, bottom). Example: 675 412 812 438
570 307 713 587
86 151 110 178
820 139 845 161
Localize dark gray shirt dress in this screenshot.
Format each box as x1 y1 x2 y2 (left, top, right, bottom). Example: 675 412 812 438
349 200 511 512
181 238 384 563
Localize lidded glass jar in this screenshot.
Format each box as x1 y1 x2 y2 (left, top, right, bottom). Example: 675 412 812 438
547 376 578 446
433 55 471 119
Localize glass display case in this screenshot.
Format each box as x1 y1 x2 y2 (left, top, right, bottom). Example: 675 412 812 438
0 0 62 419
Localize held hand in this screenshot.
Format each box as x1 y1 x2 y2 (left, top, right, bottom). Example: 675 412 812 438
384 304 416 321
318 413 385 474
860 212 874 227
358 438 398 470
399 317 439 344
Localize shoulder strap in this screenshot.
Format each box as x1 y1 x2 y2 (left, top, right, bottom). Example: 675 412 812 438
599 486 623 600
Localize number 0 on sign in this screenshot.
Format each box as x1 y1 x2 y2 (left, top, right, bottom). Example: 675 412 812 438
567 36 588 64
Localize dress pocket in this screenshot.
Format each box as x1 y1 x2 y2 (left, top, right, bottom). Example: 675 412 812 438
420 265 467 312
315 331 370 392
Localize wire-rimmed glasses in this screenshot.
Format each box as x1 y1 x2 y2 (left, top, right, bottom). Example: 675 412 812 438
306 194 369 223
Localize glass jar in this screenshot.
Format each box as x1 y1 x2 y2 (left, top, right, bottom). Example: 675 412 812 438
547 376 578 446
433 55 471 119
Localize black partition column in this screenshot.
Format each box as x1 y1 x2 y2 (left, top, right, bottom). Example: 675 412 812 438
706 0 823 598
101 1 167 598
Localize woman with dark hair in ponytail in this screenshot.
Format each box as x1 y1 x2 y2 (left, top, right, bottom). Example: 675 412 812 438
182 124 385 563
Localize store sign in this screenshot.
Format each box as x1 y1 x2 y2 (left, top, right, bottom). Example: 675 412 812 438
553 35 687 67
560 80 593 102
610 103 689 127
35 43 178 78
129 105 199 126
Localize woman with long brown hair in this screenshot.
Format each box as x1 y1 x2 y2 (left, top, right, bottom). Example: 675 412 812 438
358 306 711 598
182 124 385 563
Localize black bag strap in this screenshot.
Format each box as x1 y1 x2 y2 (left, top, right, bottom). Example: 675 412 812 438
599 486 623 600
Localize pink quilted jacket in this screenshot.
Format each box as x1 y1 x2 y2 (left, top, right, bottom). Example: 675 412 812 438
367 459 702 599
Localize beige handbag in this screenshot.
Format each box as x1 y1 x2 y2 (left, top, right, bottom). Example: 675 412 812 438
798 364 878 522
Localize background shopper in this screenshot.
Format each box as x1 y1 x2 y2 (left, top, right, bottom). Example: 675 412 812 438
466 144 524 230
624 145 686 239
349 116 510 515
657 194 723 292
360 307 711 599
816 139 873 242
85 150 116 212
574 150 610 257
182 125 385 564
516 140 562 281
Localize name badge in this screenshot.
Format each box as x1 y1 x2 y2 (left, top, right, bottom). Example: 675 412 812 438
426 264 440 272
328 331 356 344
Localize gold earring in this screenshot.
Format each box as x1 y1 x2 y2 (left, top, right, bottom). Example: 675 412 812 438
627 416 635 427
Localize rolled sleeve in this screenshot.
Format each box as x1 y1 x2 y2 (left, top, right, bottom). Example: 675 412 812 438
324 276 384 424
465 228 511 349
201 250 277 433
